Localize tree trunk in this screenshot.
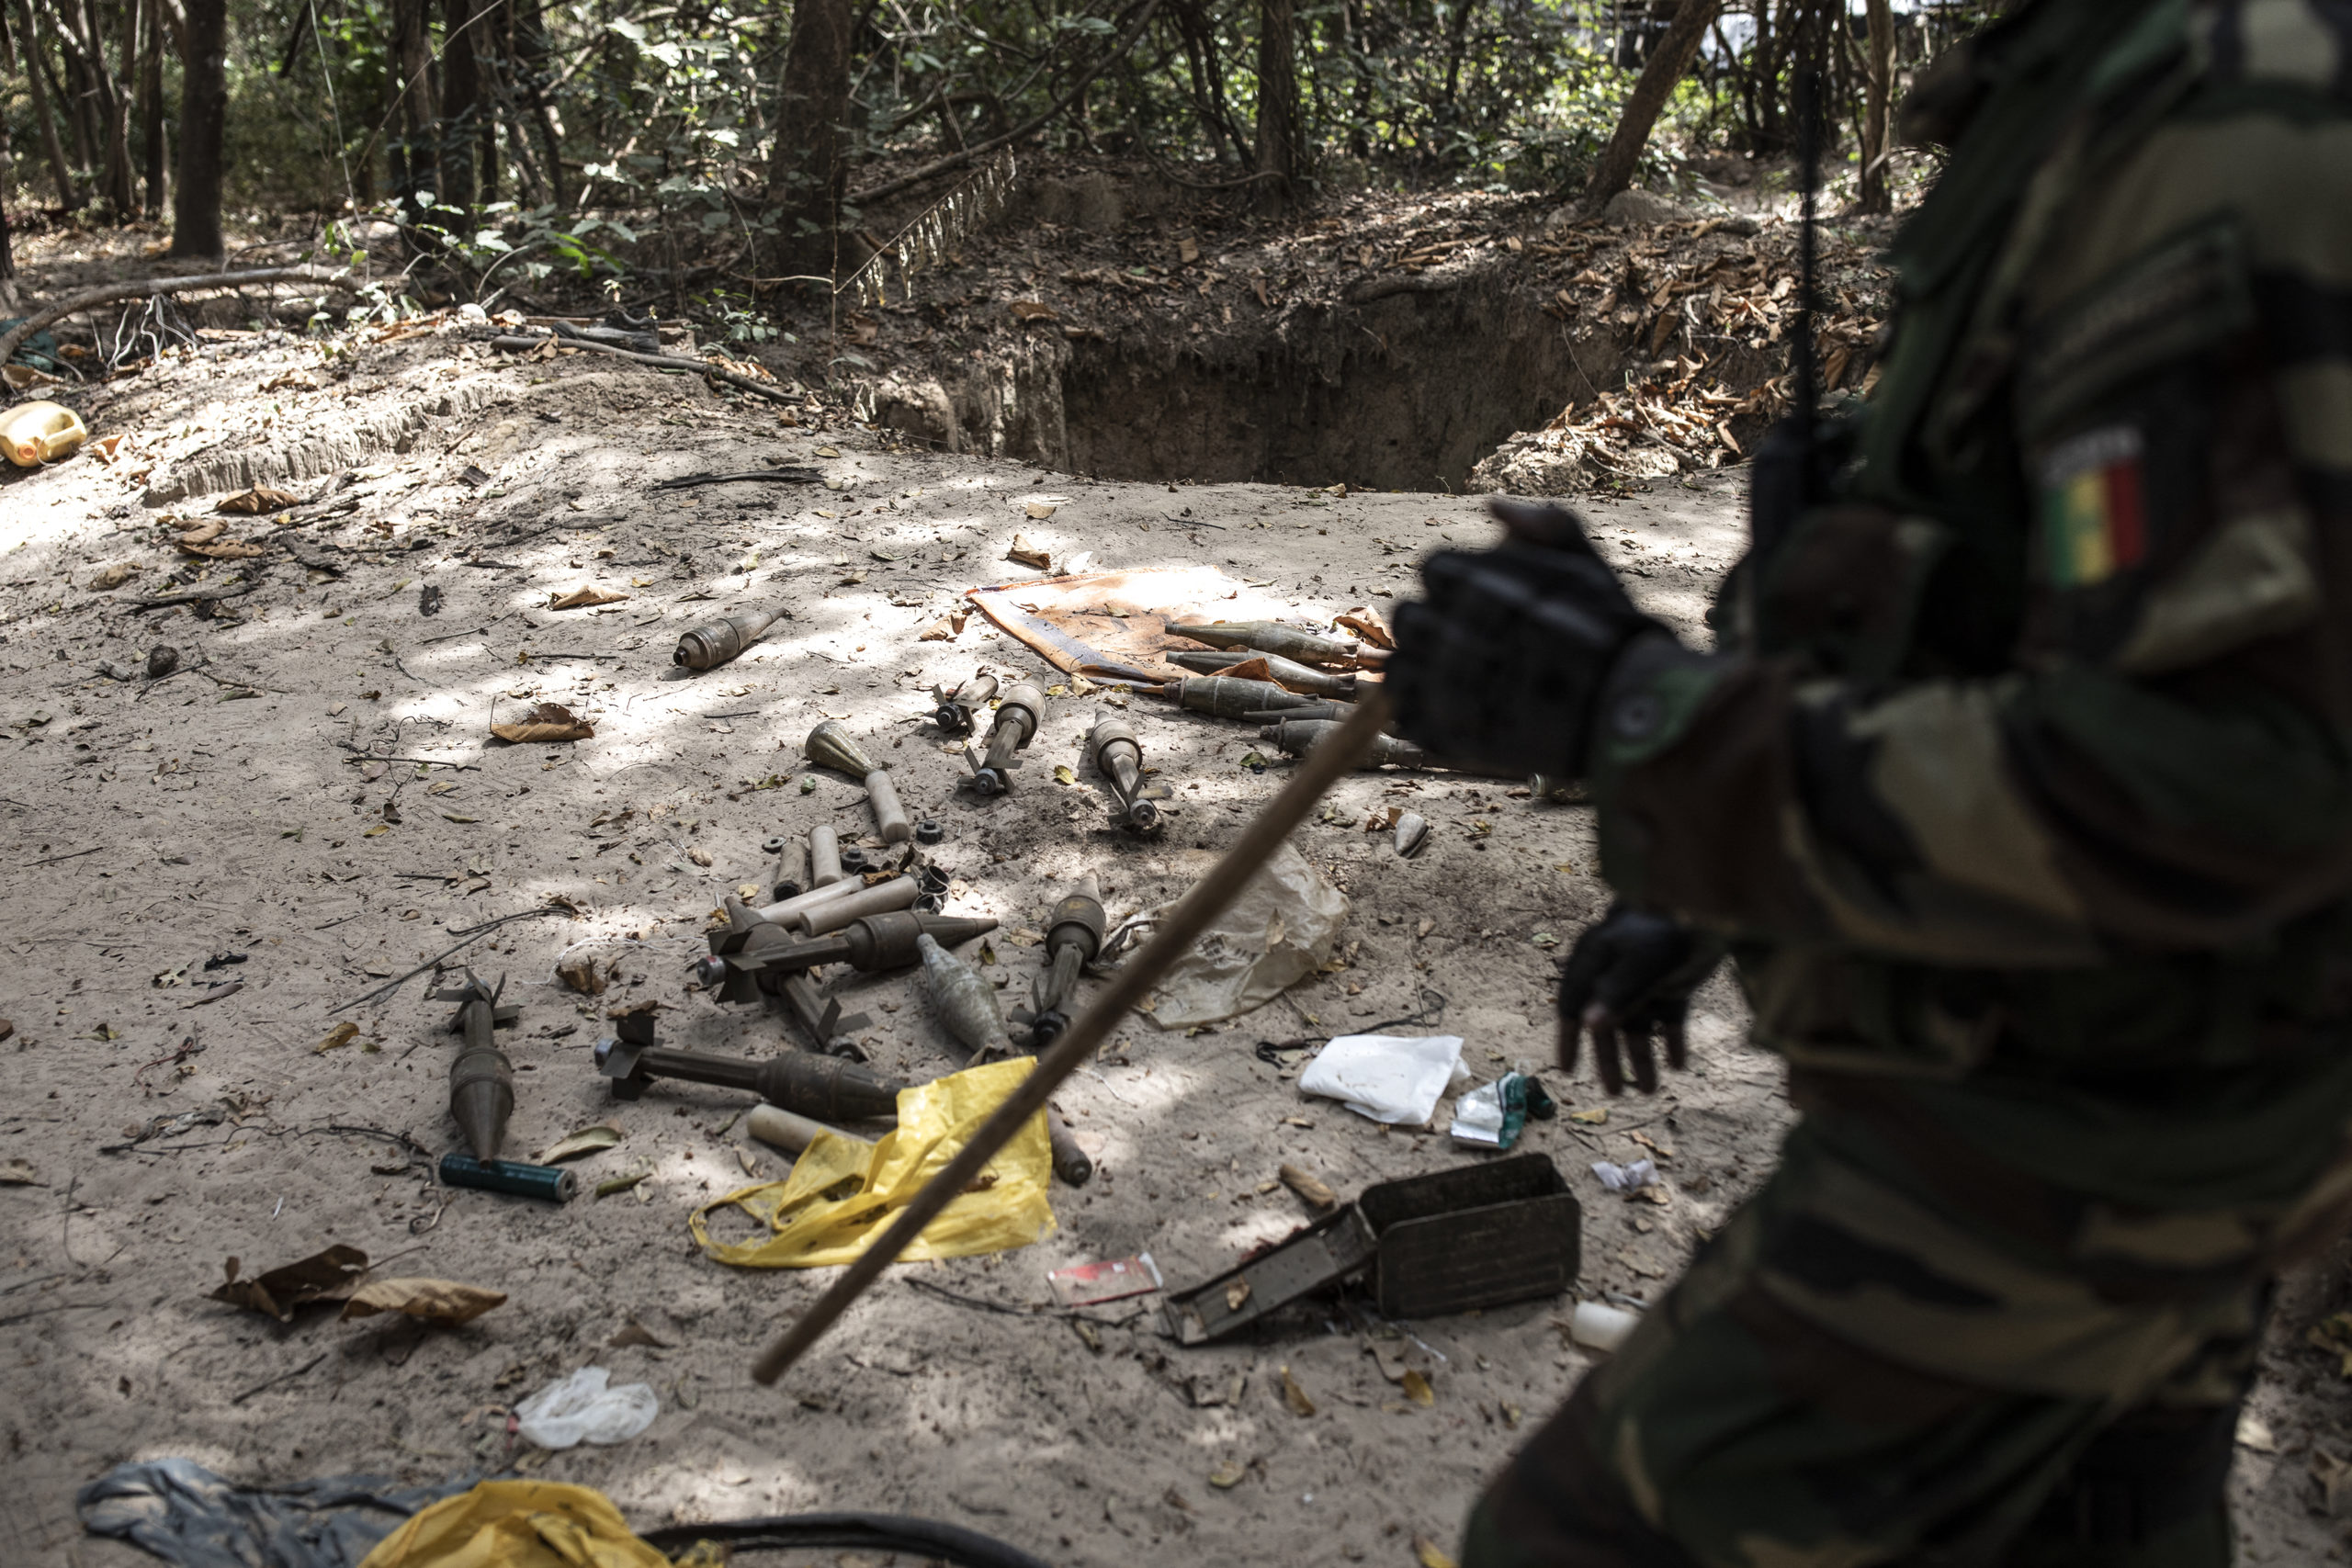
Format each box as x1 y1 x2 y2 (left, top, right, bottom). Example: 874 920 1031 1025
167 0 225 256
514 0 565 209
1252 0 1299 209
391 0 441 230
22 2 82 210
0 102 20 307
763 0 854 280
441 0 481 214
1577 0 1717 216
139 0 164 214
1858 0 1892 213
94 0 134 212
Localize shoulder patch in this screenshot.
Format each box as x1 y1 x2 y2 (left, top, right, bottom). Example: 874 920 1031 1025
2039 426 2148 589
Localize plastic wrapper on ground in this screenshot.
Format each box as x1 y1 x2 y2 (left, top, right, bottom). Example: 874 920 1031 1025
1296 1032 1467 1124
1148 842 1348 1028
513 1366 659 1449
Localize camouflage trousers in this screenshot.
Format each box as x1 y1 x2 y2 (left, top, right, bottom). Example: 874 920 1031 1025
1462 1064 2352 1568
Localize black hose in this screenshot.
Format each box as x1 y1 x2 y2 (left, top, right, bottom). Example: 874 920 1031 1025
638 1510 1053 1568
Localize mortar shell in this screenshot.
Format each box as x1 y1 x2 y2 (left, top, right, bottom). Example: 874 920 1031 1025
1238 700 1356 724
754 873 873 926
915 932 1013 1058
448 1039 514 1163
1162 676 1321 720
1164 648 1357 696
804 719 881 778
1258 717 1427 769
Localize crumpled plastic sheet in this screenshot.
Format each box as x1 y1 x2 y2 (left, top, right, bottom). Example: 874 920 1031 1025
356 1480 669 1568
1450 1071 1532 1149
1296 1033 1468 1124
1149 842 1349 1028
1592 1158 1658 1193
690 1056 1055 1269
513 1366 658 1450
76 1457 477 1568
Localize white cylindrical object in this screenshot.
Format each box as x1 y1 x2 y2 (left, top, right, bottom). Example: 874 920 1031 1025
865 770 912 843
1568 1300 1638 1353
746 1103 873 1155
753 873 870 927
808 825 844 886
797 874 921 934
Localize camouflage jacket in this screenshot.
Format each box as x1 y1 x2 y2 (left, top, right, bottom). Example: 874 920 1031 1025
1591 0 2352 1085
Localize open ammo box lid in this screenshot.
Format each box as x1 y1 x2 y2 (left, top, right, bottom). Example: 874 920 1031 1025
1162 1153 1582 1344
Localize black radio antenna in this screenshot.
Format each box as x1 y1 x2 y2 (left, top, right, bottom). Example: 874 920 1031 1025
1792 51 1823 463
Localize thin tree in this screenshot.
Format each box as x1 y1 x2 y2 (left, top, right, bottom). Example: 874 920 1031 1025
1577 0 1719 217
763 0 854 280
169 0 226 257
442 0 481 215
1253 0 1300 209
17 0 79 209
138 0 164 215
1857 0 1893 213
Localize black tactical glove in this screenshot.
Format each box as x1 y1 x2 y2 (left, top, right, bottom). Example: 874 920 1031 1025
1388 498 1666 779
1556 902 1723 1095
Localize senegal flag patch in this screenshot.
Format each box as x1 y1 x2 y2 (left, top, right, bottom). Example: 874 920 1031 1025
2039 425 2146 589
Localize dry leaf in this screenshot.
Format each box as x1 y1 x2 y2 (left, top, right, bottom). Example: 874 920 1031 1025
215 486 301 514
313 1021 359 1055
1006 534 1051 569
918 616 960 642
1568 1107 1609 1125
1279 1365 1316 1417
608 1314 672 1348
0 1158 40 1185
1334 611 1395 650
1053 764 1077 785
548 585 630 611
1009 300 1057 321
1414 1536 1459 1568
1207 1460 1246 1489
1225 1279 1251 1312
89 562 139 591
212 1245 370 1321
1401 1369 1435 1406
1279 1163 1337 1211
556 955 608 996
538 1121 624 1163
339 1277 506 1325
1022 501 1057 519
491 703 594 744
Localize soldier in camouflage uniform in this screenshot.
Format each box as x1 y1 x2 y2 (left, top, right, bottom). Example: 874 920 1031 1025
1386 0 2352 1561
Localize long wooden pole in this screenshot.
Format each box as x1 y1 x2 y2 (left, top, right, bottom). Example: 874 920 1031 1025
751 687 1394 1384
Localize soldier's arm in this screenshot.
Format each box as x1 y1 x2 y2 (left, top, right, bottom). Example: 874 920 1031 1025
1594 82 2352 964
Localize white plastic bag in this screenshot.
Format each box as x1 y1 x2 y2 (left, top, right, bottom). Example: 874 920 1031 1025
1591 1158 1657 1193
1296 1033 1466 1124
1149 842 1348 1027
514 1365 659 1449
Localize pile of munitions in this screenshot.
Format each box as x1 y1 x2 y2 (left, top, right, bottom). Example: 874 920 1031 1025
426 613 1442 1201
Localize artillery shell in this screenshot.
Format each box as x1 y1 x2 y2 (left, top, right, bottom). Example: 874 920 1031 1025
438 1153 576 1202
1238 700 1355 724
865 770 912 843
796 874 922 935
1166 620 1360 665
746 1104 874 1155
808 824 844 886
673 605 786 670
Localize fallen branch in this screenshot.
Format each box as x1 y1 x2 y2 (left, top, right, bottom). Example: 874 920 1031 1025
845 0 1163 209
130 574 268 612
485 334 794 405
0 265 363 369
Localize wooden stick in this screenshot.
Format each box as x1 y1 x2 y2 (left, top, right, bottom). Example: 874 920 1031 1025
750 687 1394 1385
0 265 362 367
485 333 795 406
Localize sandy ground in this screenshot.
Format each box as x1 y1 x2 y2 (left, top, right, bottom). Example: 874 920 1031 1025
0 321 2346 1566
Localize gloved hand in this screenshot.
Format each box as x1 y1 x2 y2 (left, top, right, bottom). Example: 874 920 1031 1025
1388 498 1666 778
1556 902 1723 1095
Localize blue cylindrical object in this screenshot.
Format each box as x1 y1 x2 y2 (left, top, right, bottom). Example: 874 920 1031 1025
438 1153 578 1202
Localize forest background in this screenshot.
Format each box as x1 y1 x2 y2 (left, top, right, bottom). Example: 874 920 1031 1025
0 0 1992 324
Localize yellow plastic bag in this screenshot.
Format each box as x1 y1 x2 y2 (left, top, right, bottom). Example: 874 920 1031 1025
691 1056 1055 1268
355 1481 668 1568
